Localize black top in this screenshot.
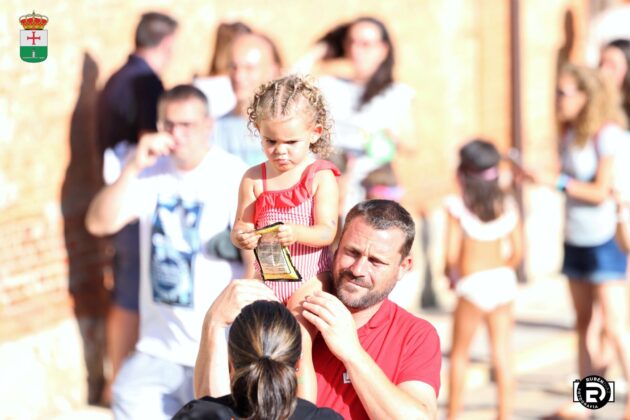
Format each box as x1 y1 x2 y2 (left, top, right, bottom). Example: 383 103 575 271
97 54 163 152
172 395 343 420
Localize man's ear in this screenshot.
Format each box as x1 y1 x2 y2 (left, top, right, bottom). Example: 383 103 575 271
398 255 412 280
204 116 214 133
158 33 175 52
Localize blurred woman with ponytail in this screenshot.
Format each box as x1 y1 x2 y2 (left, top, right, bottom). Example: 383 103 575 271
173 300 342 420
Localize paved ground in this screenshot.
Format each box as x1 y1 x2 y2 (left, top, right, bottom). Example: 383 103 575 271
443 356 626 419
424 275 627 419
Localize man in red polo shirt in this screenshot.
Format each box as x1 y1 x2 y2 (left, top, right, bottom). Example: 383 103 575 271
194 200 441 419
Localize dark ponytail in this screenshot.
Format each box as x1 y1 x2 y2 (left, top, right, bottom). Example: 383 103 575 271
228 301 301 420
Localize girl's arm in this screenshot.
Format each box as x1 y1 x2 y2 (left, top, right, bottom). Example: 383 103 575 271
278 170 339 248
444 211 462 288
563 155 614 205
506 217 524 269
615 200 630 253
526 153 613 205
231 168 260 250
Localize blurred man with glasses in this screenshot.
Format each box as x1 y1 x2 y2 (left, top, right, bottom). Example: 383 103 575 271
87 85 246 419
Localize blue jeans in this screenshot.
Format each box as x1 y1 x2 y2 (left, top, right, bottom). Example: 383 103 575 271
562 237 628 283
112 351 194 420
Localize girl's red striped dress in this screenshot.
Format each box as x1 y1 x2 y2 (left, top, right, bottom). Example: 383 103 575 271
254 159 340 303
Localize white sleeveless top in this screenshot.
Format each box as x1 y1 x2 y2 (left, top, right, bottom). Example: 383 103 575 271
445 195 518 241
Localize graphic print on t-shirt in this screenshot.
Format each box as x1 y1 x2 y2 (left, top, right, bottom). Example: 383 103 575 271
150 195 203 307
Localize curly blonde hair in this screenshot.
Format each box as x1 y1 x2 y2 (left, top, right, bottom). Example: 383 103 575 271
247 75 333 157
559 63 627 147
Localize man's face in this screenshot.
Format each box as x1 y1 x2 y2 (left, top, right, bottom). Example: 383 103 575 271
332 216 411 310
228 36 279 104
158 98 212 169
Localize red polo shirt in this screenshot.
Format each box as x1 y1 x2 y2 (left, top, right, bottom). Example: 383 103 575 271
313 299 441 419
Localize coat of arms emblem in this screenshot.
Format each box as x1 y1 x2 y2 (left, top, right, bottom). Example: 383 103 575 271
20 10 48 63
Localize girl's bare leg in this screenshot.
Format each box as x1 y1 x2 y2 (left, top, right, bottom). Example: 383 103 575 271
586 303 613 372
596 280 630 417
568 280 600 378
487 303 514 420
551 280 595 419
447 297 484 420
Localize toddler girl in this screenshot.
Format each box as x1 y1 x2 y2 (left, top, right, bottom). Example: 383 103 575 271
231 75 340 402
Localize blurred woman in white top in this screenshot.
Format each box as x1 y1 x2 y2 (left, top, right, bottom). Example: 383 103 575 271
528 64 630 419
295 17 417 213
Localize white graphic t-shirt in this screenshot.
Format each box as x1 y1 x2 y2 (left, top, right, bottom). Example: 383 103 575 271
122 146 246 366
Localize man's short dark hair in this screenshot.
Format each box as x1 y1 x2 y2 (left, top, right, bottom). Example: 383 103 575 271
343 200 415 258
158 84 210 116
135 12 178 49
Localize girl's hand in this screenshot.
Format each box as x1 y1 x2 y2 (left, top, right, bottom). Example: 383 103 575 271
445 267 459 290
233 221 260 250
276 224 297 247
522 168 557 188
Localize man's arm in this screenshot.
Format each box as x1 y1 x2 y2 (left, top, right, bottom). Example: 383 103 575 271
85 164 141 236
85 132 173 236
303 291 438 419
193 279 279 398
341 350 437 419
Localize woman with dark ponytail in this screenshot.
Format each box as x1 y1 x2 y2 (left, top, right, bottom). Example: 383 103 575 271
173 300 342 420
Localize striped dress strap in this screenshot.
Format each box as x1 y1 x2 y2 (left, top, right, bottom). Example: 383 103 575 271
261 163 267 192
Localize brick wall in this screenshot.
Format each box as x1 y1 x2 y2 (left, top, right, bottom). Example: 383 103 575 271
0 0 586 416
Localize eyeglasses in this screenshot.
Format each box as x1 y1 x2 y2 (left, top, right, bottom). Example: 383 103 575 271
555 88 580 98
159 119 204 132
347 37 384 49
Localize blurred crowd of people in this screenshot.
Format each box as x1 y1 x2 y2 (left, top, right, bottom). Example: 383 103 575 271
84 7 630 420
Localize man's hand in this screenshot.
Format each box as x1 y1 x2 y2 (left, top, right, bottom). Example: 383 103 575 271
302 290 362 363
129 132 175 173
85 133 174 236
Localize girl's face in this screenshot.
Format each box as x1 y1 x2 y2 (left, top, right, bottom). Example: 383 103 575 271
600 46 628 89
556 73 587 123
257 115 321 172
